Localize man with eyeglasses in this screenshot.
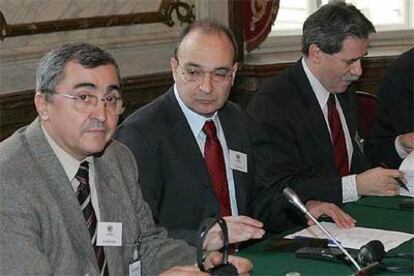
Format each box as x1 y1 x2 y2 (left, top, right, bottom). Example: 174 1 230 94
0 42 252 275
115 20 266 248
247 2 404 230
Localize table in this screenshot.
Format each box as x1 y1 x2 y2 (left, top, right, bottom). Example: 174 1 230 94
238 196 413 275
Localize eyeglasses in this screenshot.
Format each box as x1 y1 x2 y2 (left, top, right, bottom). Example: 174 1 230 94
55 92 125 115
176 61 234 83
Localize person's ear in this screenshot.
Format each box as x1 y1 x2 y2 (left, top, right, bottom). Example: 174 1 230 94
34 92 50 121
230 62 238 86
308 44 322 64
170 57 178 81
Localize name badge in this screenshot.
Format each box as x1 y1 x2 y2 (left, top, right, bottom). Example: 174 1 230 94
97 222 122 246
229 150 248 173
129 233 142 276
129 259 141 276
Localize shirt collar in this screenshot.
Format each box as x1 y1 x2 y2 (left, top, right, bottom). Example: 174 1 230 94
41 124 93 183
302 57 331 109
173 84 218 138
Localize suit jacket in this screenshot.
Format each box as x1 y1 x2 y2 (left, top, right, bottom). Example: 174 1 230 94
115 87 256 245
247 59 370 231
0 118 195 275
366 48 414 168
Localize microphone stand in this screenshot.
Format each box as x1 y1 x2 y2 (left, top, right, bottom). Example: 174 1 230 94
301 206 362 271
283 188 362 273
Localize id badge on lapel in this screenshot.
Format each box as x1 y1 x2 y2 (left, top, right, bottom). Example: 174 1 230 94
128 233 142 276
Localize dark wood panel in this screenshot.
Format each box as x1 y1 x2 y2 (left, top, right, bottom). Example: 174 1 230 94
0 56 396 141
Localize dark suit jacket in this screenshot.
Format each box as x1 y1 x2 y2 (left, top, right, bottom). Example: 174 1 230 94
366 48 414 169
0 118 195 275
247 59 370 231
115 87 256 245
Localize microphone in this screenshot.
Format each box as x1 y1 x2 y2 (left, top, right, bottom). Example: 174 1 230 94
283 187 362 272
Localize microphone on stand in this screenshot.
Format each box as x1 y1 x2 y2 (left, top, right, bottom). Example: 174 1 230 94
283 187 362 272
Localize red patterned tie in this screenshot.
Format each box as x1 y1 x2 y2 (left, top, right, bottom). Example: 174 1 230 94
75 161 108 275
327 94 350 176
203 121 232 217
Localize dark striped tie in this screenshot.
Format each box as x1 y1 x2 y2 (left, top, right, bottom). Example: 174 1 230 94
75 161 108 275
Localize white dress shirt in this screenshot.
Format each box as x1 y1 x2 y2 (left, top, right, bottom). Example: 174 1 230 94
302 58 360 202
174 85 239 215
42 125 102 219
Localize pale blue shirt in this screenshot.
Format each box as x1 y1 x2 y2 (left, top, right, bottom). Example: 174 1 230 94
302 58 359 203
42 125 102 219
174 85 239 215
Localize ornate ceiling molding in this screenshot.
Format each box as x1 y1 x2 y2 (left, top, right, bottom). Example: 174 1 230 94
0 0 194 41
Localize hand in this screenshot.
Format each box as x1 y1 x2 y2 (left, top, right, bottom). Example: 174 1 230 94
398 132 414 153
204 251 253 275
356 167 403 196
306 200 355 228
160 266 208 276
203 215 265 251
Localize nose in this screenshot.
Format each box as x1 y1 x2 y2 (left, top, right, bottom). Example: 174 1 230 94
91 99 107 122
198 72 213 94
350 59 363 77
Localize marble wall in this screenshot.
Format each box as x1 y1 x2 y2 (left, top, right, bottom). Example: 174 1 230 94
0 0 228 94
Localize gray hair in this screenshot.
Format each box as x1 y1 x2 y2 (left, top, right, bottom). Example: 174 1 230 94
302 2 375 56
174 19 238 63
36 42 121 100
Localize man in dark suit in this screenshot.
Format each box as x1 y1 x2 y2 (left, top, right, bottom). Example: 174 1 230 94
367 48 414 169
115 20 265 247
247 2 404 230
116 19 355 242
0 42 251 275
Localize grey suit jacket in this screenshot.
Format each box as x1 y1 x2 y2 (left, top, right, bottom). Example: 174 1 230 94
0 118 195 275
115 87 256 245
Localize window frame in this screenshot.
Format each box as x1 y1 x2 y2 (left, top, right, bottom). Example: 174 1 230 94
244 0 414 64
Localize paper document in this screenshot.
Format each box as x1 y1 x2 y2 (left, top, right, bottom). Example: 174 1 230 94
399 151 414 197
285 222 414 252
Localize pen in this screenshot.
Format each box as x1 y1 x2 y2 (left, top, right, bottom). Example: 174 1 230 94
380 162 410 192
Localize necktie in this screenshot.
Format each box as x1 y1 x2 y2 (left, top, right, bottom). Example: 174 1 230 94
75 161 108 275
203 121 231 217
327 94 349 176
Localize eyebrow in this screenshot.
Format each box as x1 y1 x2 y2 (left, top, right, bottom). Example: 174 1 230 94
107 84 121 94
73 82 96 90
184 62 231 72
73 82 120 91
345 51 368 63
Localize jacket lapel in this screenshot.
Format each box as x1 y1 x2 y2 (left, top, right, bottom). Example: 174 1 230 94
293 61 335 165
218 104 247 214
93 157 124 275
25 119 97 267
162 89 214 193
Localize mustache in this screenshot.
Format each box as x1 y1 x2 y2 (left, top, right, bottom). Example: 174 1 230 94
83 119 108 132
343 74 359 82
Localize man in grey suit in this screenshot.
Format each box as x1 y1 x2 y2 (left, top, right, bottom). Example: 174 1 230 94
0 43 251 275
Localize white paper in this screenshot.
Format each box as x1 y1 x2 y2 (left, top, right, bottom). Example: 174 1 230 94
399 151 414 197
285 222 414 252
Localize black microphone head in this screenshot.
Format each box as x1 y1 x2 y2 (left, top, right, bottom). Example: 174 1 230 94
358 240 386 265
